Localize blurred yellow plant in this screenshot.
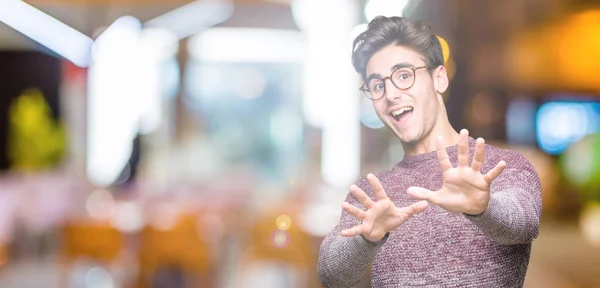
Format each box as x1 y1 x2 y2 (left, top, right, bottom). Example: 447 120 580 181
7 88 66 171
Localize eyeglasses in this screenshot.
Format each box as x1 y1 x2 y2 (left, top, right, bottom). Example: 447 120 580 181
359 65 428 100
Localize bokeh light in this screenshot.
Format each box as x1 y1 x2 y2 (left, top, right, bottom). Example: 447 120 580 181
275 215 292 231
580 201 600 249
84 266 115 288
148 202 180 231
560 134 600 199
85 189 116 220
436 35 450 64
271 230 290 249
536 101 600 155
109 202 144 233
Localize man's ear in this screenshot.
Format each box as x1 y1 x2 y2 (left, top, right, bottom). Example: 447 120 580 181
433 65 449 94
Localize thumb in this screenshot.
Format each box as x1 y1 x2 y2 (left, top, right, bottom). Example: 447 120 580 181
406 200 429 215
407 187 437 205
397 200 429 219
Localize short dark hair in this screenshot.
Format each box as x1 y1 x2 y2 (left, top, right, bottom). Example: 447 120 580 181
351 16 444 81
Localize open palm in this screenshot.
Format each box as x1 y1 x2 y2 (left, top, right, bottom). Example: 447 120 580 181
340 174 428 242
407 129 506 215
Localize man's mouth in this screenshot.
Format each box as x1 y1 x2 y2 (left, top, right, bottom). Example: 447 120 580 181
390 106 414 122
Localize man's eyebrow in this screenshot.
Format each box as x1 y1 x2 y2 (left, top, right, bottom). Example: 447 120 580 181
390 62 414 70
366 73 382 82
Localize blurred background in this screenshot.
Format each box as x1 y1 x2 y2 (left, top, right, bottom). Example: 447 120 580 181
0 0 599 287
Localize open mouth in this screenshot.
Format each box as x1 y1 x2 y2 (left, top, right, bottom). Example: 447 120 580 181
390 106 413 123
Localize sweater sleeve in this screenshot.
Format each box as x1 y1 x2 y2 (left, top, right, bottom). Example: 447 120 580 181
464 149 542 245
317 177 389 288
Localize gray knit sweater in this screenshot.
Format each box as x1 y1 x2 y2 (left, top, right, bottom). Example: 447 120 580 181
317 138 542 287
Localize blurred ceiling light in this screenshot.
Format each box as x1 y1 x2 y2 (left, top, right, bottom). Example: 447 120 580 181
134 28 178 135
92 16 142 61
136 27 179 62
292 0 361 129
87 16 142 187
188 28 305 63
0 0 93 67
88 16 176 187
292 0 358 32
145 0 233 40
364 0 409 22
291 0 361 188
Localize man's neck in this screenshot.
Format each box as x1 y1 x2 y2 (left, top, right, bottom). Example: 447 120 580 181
402 120 460 157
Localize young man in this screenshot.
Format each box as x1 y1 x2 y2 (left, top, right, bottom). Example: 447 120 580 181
317 16 542 287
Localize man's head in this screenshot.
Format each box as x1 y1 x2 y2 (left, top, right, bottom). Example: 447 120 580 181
352 16 450 146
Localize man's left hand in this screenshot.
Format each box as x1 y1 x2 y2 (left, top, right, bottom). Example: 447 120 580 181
406 129 506 215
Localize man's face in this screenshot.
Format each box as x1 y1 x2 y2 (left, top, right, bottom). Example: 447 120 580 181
365 44 445 145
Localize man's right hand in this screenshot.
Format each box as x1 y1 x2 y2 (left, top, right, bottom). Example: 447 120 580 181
340 173 429 242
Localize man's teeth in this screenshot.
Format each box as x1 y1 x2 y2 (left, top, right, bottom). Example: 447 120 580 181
392 107 413 116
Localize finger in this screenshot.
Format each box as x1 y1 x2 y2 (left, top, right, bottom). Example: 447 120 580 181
436 137 453 172
471 137 485 172
367 173 388 201
350 185 374 209
400 200 429 216
342 202 366 220
340 224 364 237
483 160 506 183
458 129 469 168
406 187 438 205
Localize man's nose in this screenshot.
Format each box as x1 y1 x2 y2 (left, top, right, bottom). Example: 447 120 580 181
384 78 402 102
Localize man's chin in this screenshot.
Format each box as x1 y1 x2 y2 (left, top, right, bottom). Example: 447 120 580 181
395 132 418 145
384 122 420 144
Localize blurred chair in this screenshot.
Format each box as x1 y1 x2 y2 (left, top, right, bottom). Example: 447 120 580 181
59 219 126 287
137 212 215 288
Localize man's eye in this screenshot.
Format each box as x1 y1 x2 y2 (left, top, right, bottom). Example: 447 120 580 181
370 83 384 92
